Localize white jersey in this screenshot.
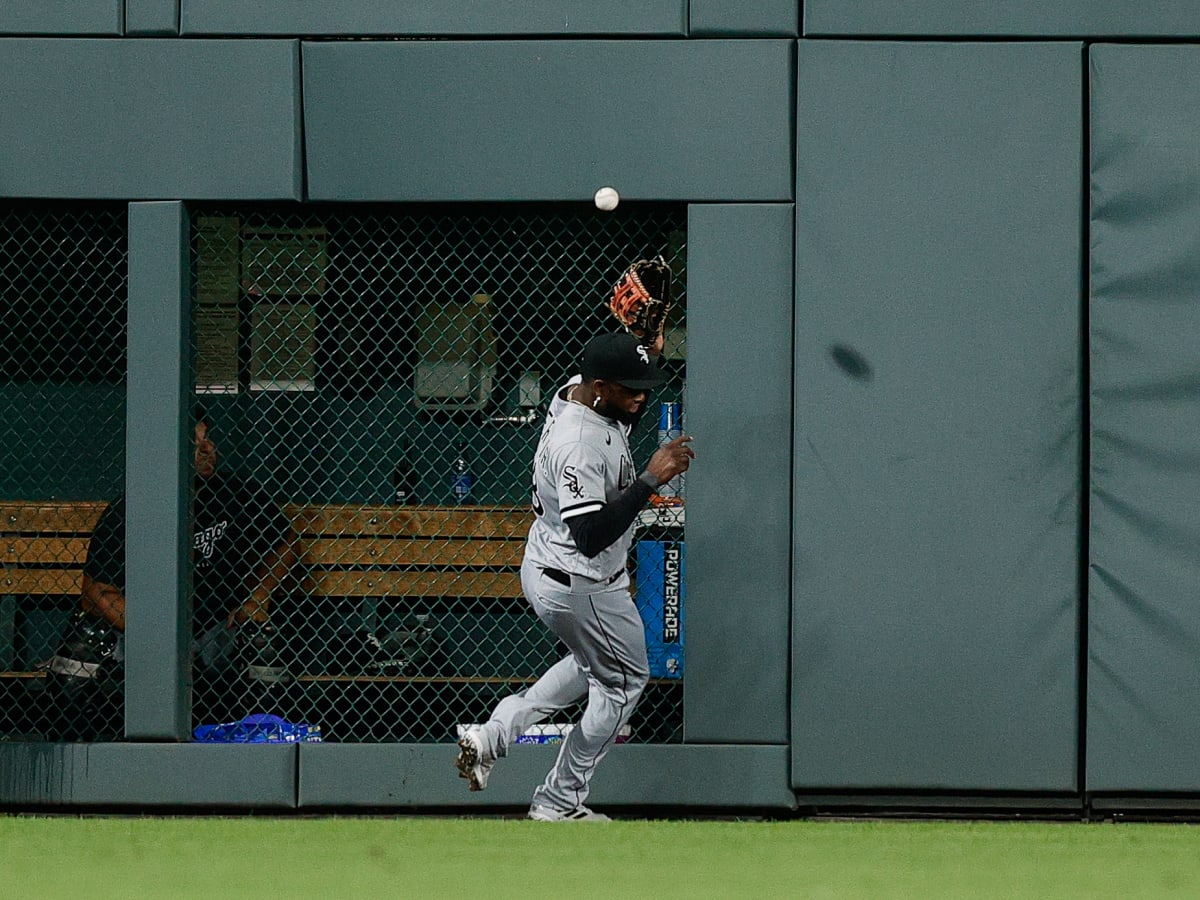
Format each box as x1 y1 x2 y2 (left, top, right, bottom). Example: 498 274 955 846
525 385 638 581
544 375 579 426
544 375 631 439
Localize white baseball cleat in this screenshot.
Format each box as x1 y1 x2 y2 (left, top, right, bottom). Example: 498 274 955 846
527 804 611 822
455 728 493 792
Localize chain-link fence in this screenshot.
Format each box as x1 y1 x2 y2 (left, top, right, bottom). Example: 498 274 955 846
188 204 688 743
0 201 687 747
0 202 128 742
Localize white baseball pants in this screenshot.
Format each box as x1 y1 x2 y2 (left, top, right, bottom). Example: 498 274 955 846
479 557 650 813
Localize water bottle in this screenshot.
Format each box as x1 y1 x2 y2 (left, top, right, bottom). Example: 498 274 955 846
656 401 683 504
450 443 474 504
392 454 417 506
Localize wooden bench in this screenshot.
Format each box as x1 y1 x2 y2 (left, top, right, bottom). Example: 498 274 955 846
1 500 532 678
285 504 528 600
0 501 107 600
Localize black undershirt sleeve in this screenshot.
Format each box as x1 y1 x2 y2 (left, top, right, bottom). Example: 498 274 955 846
565 472 657 558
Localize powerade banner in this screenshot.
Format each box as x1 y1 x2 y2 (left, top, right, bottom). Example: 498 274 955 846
636 540 684 679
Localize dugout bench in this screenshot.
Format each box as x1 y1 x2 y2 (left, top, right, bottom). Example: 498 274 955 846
0 499 531 682
0 499 683 744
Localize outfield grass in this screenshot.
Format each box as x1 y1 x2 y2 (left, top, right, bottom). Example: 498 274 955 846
4 815 1200 898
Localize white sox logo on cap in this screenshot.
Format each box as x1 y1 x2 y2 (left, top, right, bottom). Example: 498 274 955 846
580 332 667 390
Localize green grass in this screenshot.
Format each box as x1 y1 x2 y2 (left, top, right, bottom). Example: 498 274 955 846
4 815 1200 898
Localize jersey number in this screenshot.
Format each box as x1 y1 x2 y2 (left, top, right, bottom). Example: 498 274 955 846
531 472 545 518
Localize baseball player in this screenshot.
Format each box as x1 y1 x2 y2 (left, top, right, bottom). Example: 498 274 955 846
456 331 694 821
45 407 299 739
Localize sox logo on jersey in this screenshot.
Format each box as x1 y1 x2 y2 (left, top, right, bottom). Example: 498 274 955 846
562 466 584 499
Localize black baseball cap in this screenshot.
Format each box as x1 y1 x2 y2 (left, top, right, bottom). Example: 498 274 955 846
581 332 667 391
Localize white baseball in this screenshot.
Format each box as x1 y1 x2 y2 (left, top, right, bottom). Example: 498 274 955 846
593 186 620 211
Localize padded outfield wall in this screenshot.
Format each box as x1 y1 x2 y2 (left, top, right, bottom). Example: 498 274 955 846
0 2 1196 812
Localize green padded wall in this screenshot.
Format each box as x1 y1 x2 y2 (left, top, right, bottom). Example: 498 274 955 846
0 2 121 33
690 0 797 36
124 202 192 740
0 744 295 807
182 0 685 35
804 2 1200 37
126 0 180 35
298 744 795 809
0 39 301 200
302 39 793 202
792 41 1082 791
1088 45 1200 794
684 204 793 744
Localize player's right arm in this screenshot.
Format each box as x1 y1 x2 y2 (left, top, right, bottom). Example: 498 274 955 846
80 498 128 629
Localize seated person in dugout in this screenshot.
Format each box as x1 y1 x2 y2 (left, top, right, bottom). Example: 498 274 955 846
45 406 299 737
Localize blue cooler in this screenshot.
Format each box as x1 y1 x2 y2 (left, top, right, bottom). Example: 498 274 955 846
635 540 684 678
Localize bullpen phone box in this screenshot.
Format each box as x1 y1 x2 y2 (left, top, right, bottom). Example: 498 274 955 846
635 540 684 679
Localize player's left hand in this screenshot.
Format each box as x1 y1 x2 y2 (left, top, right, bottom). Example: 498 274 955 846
646 435 695 486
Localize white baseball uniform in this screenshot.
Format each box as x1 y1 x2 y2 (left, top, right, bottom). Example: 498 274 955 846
473 382 650 814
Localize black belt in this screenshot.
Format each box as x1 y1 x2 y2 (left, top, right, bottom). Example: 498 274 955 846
542 567 621 588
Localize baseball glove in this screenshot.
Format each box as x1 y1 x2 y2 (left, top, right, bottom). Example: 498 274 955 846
609 256 673 345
